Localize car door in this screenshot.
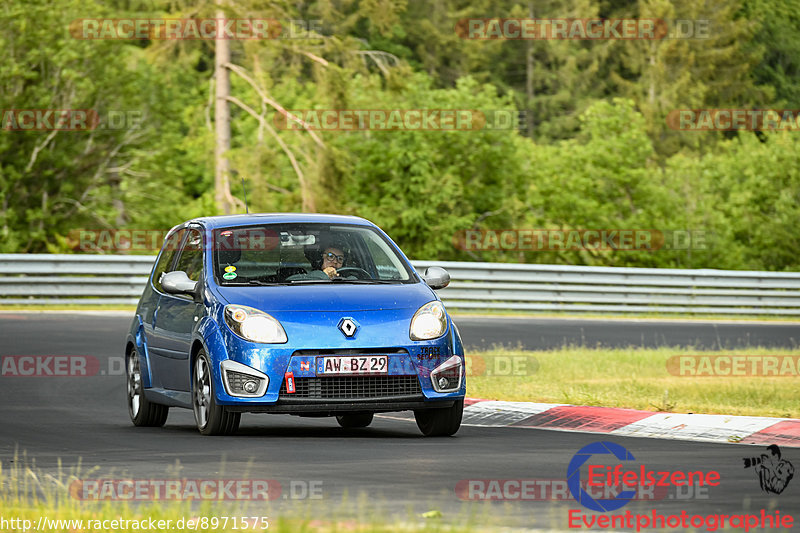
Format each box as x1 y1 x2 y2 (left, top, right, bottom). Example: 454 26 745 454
141 227 185 386
149 226 205 391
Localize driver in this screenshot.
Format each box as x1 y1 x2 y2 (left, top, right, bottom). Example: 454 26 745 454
320 246 345 279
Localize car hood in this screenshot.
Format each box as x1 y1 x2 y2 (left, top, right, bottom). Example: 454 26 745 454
213 282 436 312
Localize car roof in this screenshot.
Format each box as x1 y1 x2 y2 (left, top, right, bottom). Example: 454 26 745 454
176 213 378 231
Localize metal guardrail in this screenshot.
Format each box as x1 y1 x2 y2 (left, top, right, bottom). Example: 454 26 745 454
1 254 800 315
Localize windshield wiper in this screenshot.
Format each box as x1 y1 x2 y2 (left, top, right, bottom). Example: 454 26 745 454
226 279 399 286
329 278 398 284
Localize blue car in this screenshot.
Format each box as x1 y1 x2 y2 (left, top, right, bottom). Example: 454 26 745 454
125 214 465 436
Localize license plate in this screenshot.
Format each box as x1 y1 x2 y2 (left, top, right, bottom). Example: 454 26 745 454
318 355 388 375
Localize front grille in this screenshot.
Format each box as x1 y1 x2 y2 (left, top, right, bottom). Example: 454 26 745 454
227 371 254 390
279 375 422 400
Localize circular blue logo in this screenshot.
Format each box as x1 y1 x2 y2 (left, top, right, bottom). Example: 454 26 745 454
567 441 637 512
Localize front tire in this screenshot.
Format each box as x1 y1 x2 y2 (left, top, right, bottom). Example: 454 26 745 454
414 399 463 437
336 413 374 428
127 348 169 427
193 350 240 436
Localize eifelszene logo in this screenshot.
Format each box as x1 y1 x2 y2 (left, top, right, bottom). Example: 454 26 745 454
568 441 637 512
567 441 721 512
743 445 795 494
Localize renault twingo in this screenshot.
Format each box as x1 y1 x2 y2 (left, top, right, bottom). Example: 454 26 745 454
125 214 465 436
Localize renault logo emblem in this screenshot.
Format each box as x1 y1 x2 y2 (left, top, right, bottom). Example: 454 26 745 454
338 317 358 338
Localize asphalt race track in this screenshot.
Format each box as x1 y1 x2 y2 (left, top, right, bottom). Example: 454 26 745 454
0 313 797 528
454 316 800 350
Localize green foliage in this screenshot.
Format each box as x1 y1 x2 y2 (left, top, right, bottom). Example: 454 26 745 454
0 0 211 252
677 132 800 271
502 99 698 267
742 0 800 107
1 0 799 272
607 0 770 157
323 74 524 259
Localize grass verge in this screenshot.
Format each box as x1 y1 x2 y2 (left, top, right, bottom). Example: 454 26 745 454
0 458 535 533
466 346 800 418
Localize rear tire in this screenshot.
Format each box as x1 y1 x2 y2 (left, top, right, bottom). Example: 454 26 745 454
127 348 169 427
336 413 374 428
414 399 463 437
193 350 240 436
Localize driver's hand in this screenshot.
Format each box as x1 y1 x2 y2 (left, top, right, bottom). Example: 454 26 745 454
323 266 338 279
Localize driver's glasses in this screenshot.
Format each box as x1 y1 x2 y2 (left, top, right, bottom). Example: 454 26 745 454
325 252 344 263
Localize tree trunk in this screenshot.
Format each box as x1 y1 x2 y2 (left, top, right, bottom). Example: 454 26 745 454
525 1 535 138
215 8 233 215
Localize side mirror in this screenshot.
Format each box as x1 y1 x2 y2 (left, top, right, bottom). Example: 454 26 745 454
161 271 199 296
422 266 450 290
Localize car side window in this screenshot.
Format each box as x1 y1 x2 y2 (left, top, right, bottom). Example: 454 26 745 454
153 229 186 293
173 228 204 282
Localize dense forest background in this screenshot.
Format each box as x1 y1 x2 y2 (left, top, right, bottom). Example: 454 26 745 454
2 0 799 270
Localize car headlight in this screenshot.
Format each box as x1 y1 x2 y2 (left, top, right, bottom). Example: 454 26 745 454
224 305 287 343
410 301 448 340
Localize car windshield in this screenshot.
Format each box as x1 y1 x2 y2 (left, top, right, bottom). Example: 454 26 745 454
213 223 415 286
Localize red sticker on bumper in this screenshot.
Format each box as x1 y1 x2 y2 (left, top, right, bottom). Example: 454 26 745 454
285 371 295 394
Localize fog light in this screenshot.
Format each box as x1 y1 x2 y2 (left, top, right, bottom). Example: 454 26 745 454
431 355 463 393
220 360 269 397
